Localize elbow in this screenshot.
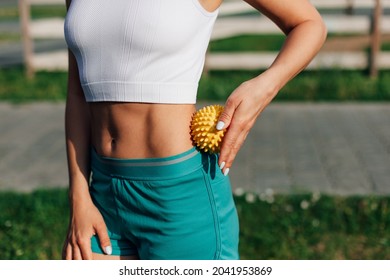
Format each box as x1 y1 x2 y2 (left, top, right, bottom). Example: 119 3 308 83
285 15 328 48
308 14 328 45
317 17 328 46
303 17 328 53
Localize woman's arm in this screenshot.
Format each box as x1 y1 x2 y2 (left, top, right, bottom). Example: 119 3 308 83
62 0 111 260
65 5 91 215
217 0 327 174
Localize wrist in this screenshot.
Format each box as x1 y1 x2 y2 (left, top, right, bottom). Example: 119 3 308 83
252 71 281 100
68 184 92 204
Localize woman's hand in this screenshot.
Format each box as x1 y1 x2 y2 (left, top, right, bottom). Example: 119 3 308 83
62 196 112 260
216 0 327 175
216 73 277 175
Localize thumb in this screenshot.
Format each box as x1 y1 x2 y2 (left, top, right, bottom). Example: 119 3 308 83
216 99 236 131
95 221 112 255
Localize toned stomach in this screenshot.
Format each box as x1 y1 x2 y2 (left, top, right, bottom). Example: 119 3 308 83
89 102 196 159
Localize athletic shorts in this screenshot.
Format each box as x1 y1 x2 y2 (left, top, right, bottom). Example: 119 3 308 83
89 147 239 260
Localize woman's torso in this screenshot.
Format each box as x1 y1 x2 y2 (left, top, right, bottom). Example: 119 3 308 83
65 0 222 159
89 103 196 158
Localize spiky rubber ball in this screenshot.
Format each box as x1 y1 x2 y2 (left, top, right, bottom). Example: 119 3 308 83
191 105 225 153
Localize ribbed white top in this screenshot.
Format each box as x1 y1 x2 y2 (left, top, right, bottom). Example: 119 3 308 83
64 0 218 104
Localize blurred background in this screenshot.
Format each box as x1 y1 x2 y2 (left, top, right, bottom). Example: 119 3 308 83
0 0 389 260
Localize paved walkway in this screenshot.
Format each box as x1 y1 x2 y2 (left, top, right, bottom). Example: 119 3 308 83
0 102 389 195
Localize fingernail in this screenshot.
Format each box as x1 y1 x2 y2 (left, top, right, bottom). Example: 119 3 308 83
223 168 230 176
104 246 112 255
220 161 226 170
216 121 225 130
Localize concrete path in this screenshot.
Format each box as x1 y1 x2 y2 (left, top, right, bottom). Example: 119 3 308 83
0 102 389 196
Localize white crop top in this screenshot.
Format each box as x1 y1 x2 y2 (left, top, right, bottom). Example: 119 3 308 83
64 0 218 104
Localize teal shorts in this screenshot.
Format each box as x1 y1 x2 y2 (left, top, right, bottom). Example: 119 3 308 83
89 147 239 260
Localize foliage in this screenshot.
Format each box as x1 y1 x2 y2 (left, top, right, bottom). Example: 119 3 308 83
209 34 285 52
0 189 389 260
382 43 390 51
0 5 66 22
1 67 390 102
198 69 390 102
30 5 67 19
0 189 69 260
236 193 390 259
0 67 67 102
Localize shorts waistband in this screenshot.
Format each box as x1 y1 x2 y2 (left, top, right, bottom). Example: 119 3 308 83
91 147 206 180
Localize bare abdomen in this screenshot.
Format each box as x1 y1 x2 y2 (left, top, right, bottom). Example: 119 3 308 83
89 102 196 159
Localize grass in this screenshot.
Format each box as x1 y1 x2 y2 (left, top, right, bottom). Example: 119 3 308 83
0 7 19 21
0 5 66 22
30 5 67 19
383 43 390 51
198 69 390 101
0 33 20 43
0 189 68 260
0 189 389 260
0 67 67 102
209 34 285 52
237 193 390 259
1 67 390 102
209 33 390 52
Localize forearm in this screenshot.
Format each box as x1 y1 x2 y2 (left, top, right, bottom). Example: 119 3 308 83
65 96 91 197
65 51 92 203
261 19 327 96
64 0 91 200
242 0 327 98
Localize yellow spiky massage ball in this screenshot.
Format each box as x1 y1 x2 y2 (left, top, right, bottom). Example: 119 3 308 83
191 105 225 153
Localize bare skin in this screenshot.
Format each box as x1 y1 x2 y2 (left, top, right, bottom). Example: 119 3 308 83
89 103 195 159
63 0 327 260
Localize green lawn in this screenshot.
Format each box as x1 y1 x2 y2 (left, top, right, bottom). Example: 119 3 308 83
0 67 67 102
1 67 390 102
0 33 20 43
0 5 66 22
382 42 390 51
0 189 389 260
200 69 390 101
209 33 390 52
209 34 285 52
237 194 390 259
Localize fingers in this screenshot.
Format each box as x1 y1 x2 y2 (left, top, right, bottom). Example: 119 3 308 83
67 220 112 260
94 221 112 256
77 237 93 260
216 97 242 175
63 235 93 260
216 98 239 131
63 204 112 260
217 88 259 174
219 118 251 175
62 241 73 260
62 229 94 260
72 244 83 260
